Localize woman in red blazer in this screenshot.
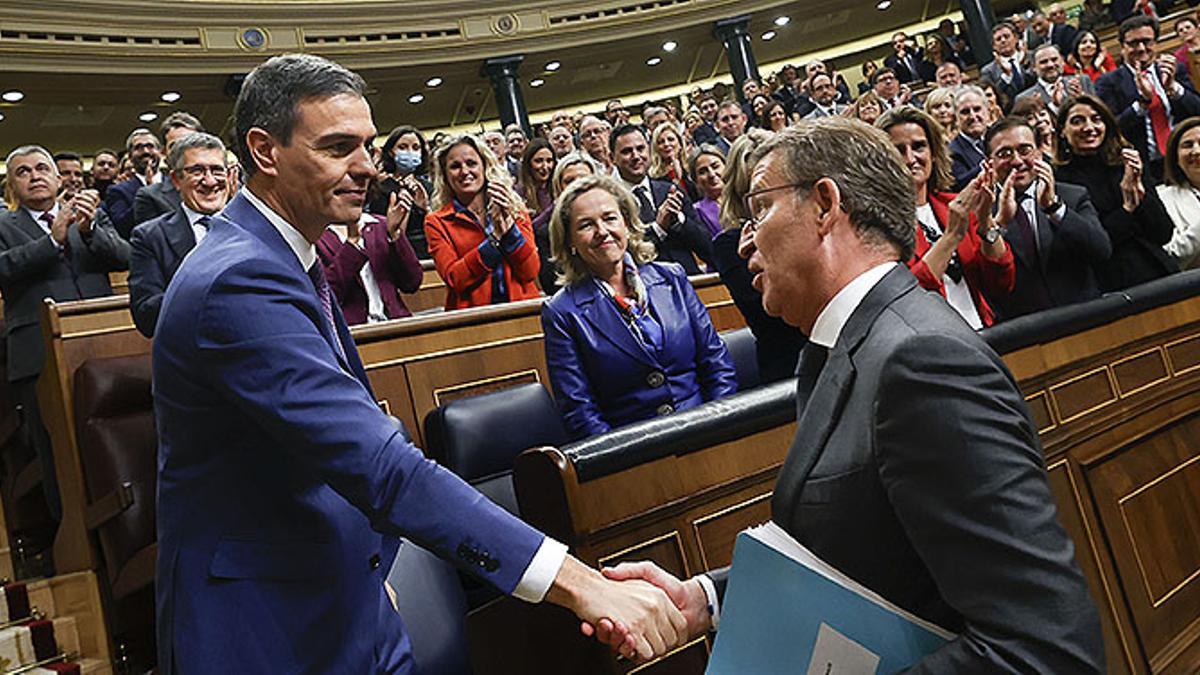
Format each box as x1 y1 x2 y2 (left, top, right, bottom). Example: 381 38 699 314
878 107 1015 327
424 135 541 310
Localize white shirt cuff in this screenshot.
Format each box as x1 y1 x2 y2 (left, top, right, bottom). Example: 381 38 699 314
696 573 721 631
511 536 568 603
650 222 670 241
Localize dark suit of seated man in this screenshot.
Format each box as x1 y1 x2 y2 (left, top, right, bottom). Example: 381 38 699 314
1 145 131 519
948 86 991 191
610 124 714 275
129 131 230 337
152 53 688 674
105 128 165 239
1096 15 1200 182
600 118 1105 673
984 118 1112 321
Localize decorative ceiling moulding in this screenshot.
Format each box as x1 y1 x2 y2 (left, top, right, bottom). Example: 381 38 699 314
1 0 795 73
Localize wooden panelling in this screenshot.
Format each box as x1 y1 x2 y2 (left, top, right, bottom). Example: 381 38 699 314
1025 391 1055 434
598 531 689 580
1050 366 1117 424
1113 348 1171 398
691 492 771 572
1165 334 1200 376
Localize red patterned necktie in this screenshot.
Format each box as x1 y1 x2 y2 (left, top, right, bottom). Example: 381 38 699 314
1147 87 1171 156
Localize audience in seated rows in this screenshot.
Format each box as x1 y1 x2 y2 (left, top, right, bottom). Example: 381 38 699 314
133 112 205 228
1158 117 1200 269
537 153 599 293
879 106 1015 328
366 124 432 258
541 175 737 439
424 134 541 310
981 21 1034 105
1017 44 1095 116
984 117 1112 320
129 132 232 337
689 145 726 240
1054 95 1178 292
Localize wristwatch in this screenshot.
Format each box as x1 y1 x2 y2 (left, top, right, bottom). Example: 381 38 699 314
983 226 1003 245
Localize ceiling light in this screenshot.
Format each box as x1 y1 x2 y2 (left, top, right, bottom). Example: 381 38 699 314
647 56 662 66
408 93 425 104
663 40 677 52
530 78 545 87
876 0 892 8
425 77 443 87
1 91 24 103
161 91 181 103
761 31 777 41
0 113 5 122
139 112 158 122
774 16 790 26
545 61 561 71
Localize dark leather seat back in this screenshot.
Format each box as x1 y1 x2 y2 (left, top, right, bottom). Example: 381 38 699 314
423 383 567 515
73 354 156 599
387 539 472 675
721 327 760 390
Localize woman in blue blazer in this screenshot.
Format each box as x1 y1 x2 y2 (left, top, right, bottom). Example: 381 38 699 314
541 175 738 439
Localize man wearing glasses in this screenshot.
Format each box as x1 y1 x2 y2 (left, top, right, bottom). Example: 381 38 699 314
129 132 234 337
599 117 1105 672
1097 14 1200 181
985 117 1110 320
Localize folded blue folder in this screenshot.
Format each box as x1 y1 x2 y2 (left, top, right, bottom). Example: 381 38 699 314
707 522 952 674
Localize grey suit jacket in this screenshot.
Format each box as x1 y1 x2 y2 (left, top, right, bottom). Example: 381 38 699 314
133 179 182 231
1015 75 1096 112
980 57 1035 102
0 207 130 381
716 266 1104 673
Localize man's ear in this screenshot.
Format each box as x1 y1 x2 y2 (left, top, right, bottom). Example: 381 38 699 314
244 128 279 178
812 177 842 234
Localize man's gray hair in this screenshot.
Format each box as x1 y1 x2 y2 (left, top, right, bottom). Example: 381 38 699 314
234 53 366 177
954 84 988 108
5 145 55 171
166 132 227 172
1034 43 1063 60
125 127 158 151
749 117 915 260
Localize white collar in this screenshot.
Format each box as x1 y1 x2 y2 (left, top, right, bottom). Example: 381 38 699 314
625 175 652 194
240 187 318 270
809 262 898 348
181 204 215 227
23 203 59 223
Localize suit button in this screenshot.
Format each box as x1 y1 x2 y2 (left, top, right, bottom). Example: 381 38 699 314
485 558 500 572
369 553 381 570
646 371 665 387
656 403 675 416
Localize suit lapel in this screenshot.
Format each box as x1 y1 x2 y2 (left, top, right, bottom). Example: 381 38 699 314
574 282 657 368
164 209 197 261
771 267 914 521
13 208 48 242
641 265 672 349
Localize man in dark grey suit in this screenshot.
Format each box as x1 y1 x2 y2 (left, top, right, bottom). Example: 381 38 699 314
985 118 1112 320
0 145 130 519
1016 44 1096 114
129 131 229 337
602 118 1104 672
131 111 205 225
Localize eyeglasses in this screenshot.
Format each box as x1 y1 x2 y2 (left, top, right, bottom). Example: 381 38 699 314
1123 37 1155 48
744 183 807 224
180 164 228 179
991 143 1040 161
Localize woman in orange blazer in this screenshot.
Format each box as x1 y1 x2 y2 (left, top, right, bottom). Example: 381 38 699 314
878 106 1015 327
424 134 541 310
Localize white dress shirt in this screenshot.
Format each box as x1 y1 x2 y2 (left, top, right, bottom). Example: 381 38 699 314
241 187 568 602
1128 63 1184 158
181 204 211 246
915 204 982 329
625 175 676 238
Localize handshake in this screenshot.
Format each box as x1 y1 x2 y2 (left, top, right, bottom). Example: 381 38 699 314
548 556 715 662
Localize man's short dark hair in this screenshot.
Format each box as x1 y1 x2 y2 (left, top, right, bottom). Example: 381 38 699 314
984 116 1035 154
992 21 1018 38
870 67 897 86
54 151 82 164
160 111 204 140
95 148 119 160
1119 14 1159 43
233 53 366 177
608 123 646 154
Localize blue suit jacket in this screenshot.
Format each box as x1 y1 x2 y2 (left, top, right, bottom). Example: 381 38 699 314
541 261 738 439
154 192 545 674
104 177 145 239
128 207 195 337
949 133 987 192
1095 64 1200 174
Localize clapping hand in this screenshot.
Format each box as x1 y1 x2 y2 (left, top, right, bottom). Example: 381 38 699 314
656 186 684 230
995 167 1020 227
1120 148 1145 212
1158 54 1177 90
1136 68 1158 103
1032 160 1057 210
402 175 429 210
1066 76 1084 99
386 189 413 240
486 182 514 234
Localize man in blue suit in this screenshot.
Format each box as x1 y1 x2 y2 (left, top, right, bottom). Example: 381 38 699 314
128 131 230 337
949 86 991 191
104 128 164 239
153 53 686 673
1096 15 1200 182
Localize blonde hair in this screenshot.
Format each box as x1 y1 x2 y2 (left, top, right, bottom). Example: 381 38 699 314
548 174 657 286
550 152 599 199
648 123 688 181
430 134 525 214
718 128 774 230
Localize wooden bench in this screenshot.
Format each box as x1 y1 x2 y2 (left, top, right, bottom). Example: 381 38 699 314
498 279 1200 675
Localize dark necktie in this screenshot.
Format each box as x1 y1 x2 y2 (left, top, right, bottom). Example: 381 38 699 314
1013 195 1040 266
634 186 656 230
197 215 212 230
794 342 829 416
1010 59 1025 90
307 262 347 361
41 212 71 258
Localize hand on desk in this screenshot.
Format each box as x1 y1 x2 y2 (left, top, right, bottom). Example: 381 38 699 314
547 555 688 662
